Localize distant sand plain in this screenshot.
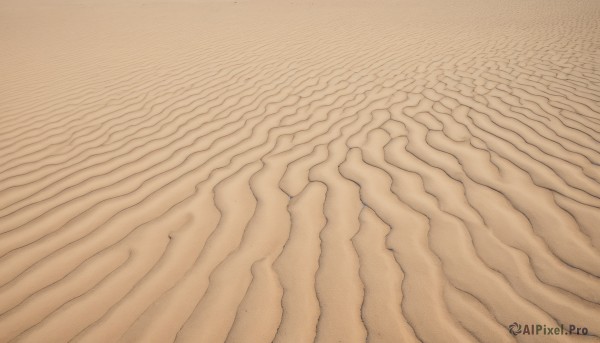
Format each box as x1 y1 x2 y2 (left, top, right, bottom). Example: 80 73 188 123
0 0 599 342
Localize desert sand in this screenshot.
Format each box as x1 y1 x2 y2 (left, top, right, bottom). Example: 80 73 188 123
0 0 599 342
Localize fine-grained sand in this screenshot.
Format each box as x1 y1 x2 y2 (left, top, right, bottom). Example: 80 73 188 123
1 0 599 342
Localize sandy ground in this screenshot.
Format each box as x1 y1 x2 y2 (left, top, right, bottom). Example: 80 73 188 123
0 0 599 342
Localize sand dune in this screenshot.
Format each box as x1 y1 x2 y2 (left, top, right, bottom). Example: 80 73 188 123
0 0 599 341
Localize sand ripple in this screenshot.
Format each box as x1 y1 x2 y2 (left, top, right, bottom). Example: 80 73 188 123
0 0 599 342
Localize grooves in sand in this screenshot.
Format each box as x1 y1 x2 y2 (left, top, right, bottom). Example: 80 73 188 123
0 0 599 342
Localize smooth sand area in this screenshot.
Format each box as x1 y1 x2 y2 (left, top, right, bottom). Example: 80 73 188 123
0 0 599 342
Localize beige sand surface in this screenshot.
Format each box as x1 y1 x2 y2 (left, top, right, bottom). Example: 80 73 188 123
1 0 599 341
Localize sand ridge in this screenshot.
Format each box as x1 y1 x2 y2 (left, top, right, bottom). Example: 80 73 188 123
0 0 599 342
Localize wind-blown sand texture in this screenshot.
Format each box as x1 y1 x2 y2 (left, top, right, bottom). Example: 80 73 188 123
1 0 600 342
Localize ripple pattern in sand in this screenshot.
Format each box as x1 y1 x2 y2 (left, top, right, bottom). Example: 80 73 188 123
0 1 599 342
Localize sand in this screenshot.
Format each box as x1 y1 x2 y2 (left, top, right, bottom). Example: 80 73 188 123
0 0 599 342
